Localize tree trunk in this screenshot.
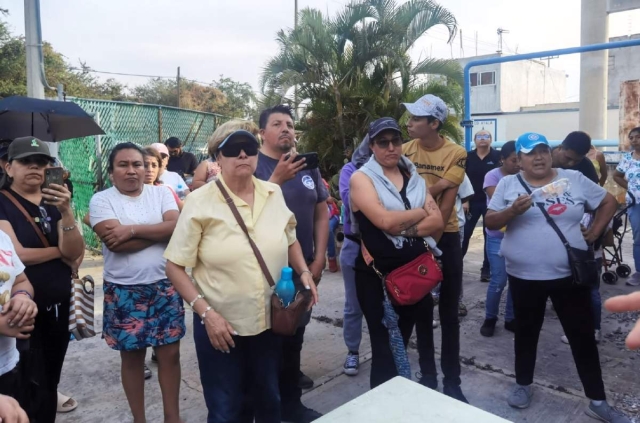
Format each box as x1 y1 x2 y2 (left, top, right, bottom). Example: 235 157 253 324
333 85 347 153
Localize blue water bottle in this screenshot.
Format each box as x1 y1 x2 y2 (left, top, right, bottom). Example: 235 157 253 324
275 267 295 307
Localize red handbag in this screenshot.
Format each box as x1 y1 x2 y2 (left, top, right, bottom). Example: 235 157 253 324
362 242 442 306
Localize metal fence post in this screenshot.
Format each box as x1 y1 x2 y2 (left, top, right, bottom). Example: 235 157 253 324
158 107 163 143
94 111 104 191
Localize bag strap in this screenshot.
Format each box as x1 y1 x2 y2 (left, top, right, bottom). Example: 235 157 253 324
515 174 570 249
215 179 275 287
0 190 50 248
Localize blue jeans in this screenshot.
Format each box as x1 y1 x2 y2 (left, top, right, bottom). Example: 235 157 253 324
340 238 363 352
485 236 514 322
193 314 282 423
327 216 340 258
629 204 640 272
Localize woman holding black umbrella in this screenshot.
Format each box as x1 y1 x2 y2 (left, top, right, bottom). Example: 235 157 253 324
0 137 85 422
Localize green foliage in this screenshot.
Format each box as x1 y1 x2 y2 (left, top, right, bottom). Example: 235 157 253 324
261 0 464 177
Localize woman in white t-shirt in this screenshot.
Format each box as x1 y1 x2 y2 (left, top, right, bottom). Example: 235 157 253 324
89 143 184 423
0 230 37 398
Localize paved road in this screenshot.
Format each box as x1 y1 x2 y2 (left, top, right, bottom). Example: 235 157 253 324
58 230 640 422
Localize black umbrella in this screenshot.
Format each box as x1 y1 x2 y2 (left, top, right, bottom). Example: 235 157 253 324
0 96 105 142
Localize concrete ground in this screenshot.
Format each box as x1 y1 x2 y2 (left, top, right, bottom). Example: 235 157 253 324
58 229 640 423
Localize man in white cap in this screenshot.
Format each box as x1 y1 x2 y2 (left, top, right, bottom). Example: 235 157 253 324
402 94 468 403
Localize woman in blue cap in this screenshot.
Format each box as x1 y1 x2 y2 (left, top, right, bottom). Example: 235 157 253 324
486 132 629 423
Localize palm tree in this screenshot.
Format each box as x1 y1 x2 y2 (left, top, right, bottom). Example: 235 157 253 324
261 0 464 176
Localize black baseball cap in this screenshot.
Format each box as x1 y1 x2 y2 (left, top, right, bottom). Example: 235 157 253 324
8 137 52 161
368 117 401 140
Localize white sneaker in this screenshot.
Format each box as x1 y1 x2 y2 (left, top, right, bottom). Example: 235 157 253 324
561 331 601 345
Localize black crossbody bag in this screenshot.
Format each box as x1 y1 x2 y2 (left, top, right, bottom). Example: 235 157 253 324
516 174 598 287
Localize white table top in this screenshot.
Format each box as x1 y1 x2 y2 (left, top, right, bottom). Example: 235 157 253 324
315 377 512 423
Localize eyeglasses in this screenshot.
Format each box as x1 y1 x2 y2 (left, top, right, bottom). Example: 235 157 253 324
219 142 259 158
37 206 51 235
375 137 403 149
475 134 491 141
16 156 51 167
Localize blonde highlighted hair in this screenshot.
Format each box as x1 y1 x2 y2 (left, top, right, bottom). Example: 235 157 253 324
208 120 260 158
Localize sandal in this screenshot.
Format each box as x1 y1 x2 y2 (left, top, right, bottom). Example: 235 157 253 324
57 392 78 413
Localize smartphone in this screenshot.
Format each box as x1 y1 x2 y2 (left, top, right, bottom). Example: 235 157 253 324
292 152 319 170
43 167 64 189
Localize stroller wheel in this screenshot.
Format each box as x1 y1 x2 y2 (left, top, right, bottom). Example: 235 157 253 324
602 271 618 285
616 264 632 278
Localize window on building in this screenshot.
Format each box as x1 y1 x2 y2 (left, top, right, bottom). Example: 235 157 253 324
480 71 495 85
470 71 496 87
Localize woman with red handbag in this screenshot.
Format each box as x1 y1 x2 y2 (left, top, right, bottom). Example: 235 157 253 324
350 118 444 389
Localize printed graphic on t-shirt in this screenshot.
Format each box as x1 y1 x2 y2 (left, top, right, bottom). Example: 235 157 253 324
0 249 15 308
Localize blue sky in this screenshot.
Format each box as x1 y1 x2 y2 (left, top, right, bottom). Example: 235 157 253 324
3 0 639 101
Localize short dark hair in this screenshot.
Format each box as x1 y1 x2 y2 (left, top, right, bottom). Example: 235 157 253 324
630 127 640 137
561 131 591 156
259 105 294 129
165 137 182 148
427 116 443 132
501 140 517 159
107 142 145 173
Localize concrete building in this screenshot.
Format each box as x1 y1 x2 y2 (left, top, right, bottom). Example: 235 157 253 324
457 54 567 114
608 33 640 107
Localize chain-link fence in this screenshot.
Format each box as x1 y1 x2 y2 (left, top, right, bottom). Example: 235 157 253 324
59 98 229 250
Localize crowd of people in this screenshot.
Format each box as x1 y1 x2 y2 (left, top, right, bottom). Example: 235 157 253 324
0 98 637 423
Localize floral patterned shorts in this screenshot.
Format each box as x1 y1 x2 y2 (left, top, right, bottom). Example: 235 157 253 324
103 279 186 351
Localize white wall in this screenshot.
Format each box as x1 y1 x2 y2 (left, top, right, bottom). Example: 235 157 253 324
608 34 640 107
499 61 567 112
473 107 620 142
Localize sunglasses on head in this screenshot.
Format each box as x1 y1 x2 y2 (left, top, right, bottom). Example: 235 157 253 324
219 141 259 158
375 136 403 149
16 156 51 167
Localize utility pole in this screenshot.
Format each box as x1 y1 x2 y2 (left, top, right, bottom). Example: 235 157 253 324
176 66 181 108
475 31 478 56
579 0 608 140
24 0 44 100
293 0 298 118
497 28 509 54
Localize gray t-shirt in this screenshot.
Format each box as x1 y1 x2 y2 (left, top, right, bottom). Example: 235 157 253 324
488 169 606 280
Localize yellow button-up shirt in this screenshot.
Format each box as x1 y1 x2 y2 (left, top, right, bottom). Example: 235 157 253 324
164 175 297 336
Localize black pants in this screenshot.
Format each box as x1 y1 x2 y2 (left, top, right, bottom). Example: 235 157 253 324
24 301 71 423
279 325 306 409
462 201 489 271
509 275 606 400
417 232 462 387
355 266 433 389
0 367 18 397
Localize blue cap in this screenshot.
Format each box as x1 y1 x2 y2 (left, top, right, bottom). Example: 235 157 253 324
217 130 260 152
516 132 550 154
368 117 401 140
281 267 293 280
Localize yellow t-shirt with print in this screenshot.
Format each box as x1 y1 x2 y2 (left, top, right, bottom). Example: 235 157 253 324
403 137 467 233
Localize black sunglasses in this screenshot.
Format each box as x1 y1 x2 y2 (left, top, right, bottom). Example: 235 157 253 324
219 142 259 158
375 136 403 149
16 156 52 167
37 206 51 235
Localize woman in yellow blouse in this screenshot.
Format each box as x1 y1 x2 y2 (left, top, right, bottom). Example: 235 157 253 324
164 121 318 423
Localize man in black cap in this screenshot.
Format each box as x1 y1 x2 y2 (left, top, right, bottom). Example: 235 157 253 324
164 137 199 178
